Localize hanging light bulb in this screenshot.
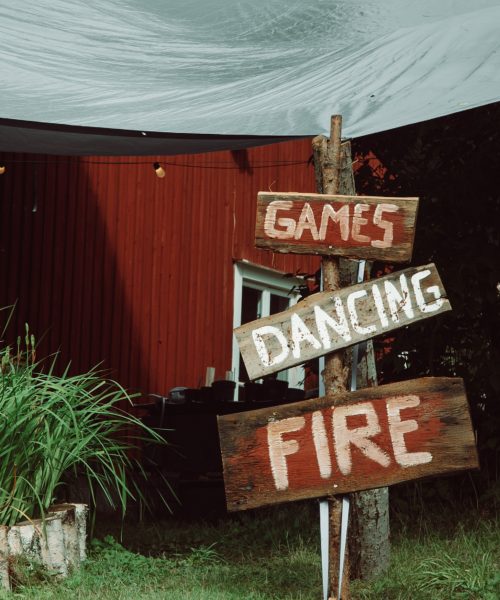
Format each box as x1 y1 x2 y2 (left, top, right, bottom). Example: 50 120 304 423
0 166 5 175
153 162 166 178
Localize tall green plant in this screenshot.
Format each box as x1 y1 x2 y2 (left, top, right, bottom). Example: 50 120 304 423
0 325 166 526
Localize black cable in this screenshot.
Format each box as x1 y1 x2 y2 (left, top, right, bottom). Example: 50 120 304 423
0 158 310 169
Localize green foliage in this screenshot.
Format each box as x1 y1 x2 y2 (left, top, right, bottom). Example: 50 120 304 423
352 518 500 599
0 322 166 526
183 542 224 566
352 104 500 485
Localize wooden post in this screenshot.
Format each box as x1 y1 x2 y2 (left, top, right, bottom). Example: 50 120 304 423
313 115 350 600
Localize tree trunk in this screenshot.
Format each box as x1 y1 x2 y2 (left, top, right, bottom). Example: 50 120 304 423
350 487 390 580
341 155 390 581
348 339 390 579
314 129 391 582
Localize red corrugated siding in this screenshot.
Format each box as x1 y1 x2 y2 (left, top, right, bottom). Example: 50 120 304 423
0 140 319 397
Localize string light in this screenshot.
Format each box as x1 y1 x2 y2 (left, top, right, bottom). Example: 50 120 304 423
0 157 311 180
0 158 310 170
153 162 166 178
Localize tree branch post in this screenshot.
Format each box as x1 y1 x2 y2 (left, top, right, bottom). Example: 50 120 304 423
313 115 350 600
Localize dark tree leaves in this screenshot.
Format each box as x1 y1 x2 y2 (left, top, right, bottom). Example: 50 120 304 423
352 104 500 480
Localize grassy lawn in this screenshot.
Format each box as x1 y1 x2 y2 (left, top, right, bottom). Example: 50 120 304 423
2 500 499 599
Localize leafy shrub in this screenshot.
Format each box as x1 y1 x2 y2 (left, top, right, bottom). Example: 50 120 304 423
0 324 165 526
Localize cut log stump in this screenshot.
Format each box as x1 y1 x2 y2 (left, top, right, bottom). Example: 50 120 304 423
0 503 88 591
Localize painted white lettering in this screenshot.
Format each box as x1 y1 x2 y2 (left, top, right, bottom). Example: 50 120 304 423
384 274 414 323
312 411 332 479
294 203 320 240
332 402 391 475
291 313 321 359
372 283 389 328
347 289 377 335
268 416 306 491
411 269 445 313
386 395 432 467
314 300 351 349
252 326 289 368
263 201 296 239
371 203 399 248
351 204 371 243
319 204 350 241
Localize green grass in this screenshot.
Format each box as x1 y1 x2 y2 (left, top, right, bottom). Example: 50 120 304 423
2 501 499 599
351 518 500 599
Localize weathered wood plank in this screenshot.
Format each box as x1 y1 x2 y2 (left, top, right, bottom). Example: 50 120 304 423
218 377 478 512
255 192 419 262
235 263 450 381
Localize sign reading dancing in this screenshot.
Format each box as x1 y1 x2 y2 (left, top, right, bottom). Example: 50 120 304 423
234 263 450 380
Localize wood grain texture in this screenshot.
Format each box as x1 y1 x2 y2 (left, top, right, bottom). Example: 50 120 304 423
218 377 478 512
255 192 419 262
235 262 450 380
315 122 351 600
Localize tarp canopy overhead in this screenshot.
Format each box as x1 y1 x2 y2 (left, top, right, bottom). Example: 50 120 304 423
2 0 500 156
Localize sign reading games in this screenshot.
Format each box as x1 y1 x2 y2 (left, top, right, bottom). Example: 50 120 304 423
255 192 419 262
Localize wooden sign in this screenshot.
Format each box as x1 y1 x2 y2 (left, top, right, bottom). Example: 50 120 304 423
235 263 450 381
218 377 478 512
255 192 419 262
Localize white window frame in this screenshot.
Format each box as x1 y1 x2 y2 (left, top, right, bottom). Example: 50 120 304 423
232 260 305 397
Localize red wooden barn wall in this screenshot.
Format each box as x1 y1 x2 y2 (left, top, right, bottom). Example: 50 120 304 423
0 139 319 397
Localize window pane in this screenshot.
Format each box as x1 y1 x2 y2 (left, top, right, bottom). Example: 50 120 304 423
239 286 262 384
270 294 290 383
270 293 289 315
242 286 262 322
239 354 250 383
233 265 305 399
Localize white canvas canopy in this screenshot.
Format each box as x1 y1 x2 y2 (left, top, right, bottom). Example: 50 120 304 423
1 0 500 155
